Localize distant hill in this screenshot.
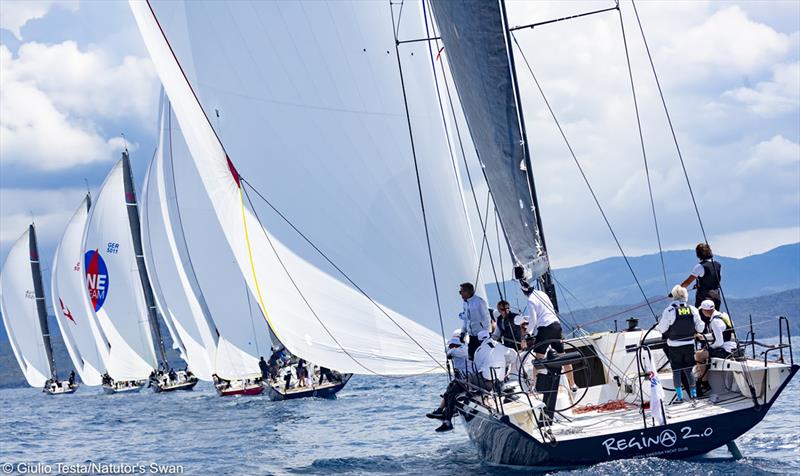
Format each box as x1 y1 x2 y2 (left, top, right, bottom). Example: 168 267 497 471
560 288 800 338
488 243 800 309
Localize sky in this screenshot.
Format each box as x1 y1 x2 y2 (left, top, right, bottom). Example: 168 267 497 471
0 0 798 274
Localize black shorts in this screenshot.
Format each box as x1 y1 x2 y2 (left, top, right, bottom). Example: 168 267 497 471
534 322 564 354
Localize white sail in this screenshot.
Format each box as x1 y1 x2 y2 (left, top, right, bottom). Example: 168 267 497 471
0 228 51 387
165 96 269 380
51 196 107 385
140 96 215 381
131 0 479 375
82 159 157 381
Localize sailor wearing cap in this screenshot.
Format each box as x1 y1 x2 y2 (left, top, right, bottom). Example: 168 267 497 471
700 300 737 359
447 335 470 378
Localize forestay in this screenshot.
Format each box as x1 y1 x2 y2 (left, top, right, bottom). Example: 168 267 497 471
429 0 550 281
82 158 157 381
51 196 107 386
0 226 54 387
131 0 481 375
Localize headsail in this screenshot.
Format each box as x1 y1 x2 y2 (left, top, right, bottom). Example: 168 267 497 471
429 0 551 284
131 0 480 375
51 195 107 385
0 226 55 387
82 158 157 381
141 95 216 380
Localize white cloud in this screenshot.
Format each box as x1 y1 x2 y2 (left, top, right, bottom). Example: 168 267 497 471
740 134 800 172
0 41 156 171
0 187 87 258
0 0 78 40
723 62 800 117
662 6 793 81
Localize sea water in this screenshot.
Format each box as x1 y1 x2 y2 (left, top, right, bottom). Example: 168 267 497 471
1 345 798 475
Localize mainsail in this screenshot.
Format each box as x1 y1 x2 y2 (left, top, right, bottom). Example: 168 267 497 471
51 195 107 385
429 0 552 286
0 225 56 387
141 95 217 381
82 157 158 381
131 0 480 375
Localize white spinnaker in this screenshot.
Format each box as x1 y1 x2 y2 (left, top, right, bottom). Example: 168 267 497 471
82 159 157 381
141 97 215 381
164 101 266 380
0 228 51 387
51 196 107 385
131 0 478 375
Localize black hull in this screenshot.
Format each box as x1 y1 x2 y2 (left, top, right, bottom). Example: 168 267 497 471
459 364 798 467
268 374 352 401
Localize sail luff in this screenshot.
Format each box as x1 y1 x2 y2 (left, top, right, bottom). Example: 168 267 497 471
429 0 551 283
29 224 57 379
497 0 558 308
122 152 169 366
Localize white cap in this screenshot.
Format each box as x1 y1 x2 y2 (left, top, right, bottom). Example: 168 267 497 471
514 314 529 326
452 328 462 337
477 329 490 341
448 336 461 346
700 300 716 311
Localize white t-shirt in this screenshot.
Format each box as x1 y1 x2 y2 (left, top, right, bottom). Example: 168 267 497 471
522 290 559 334
710 313 737 352
691 261 707 277
474 339 507 381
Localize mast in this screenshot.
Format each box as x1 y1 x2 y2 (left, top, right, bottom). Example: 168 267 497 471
499 0 558 310
122 151 170 368
29 224 58 380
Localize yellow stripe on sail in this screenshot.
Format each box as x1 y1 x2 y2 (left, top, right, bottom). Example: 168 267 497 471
237 185 281 341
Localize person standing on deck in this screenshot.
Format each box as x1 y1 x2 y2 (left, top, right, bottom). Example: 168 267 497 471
656 285 705 403
521 286 578 392
458 282 490 360
680 243 722 309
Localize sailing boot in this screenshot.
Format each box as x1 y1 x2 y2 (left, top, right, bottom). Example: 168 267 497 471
674 386 684 404
435 420 454 432
689 386 697 399
426 408 446 420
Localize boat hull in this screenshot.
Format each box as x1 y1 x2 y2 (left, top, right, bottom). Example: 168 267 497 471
102 382 146 394
458 364 798 467
215 383 264 397
268 374 352 401
44 384 79 395
153 379 198 393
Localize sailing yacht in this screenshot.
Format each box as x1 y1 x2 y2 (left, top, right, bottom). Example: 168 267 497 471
51 194 109 387
83 152 197 393
130 0 796 465
1 225 78 395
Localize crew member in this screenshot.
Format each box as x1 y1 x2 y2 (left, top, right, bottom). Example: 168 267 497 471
473 330 507 393
656 285 705 402
427 336 470 432
522 286 577 392
701 300 738 359
258 356 270 380
492 300 522 350
68 371 75 386
680 243 722 309
458 282 490 360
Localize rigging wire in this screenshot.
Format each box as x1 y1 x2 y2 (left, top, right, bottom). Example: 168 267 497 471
615 4 668 290
423 0 506 300
629 0 732 318
391 0 449 365
510 31 658 321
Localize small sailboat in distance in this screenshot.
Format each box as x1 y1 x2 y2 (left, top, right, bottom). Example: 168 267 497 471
1 224 78 395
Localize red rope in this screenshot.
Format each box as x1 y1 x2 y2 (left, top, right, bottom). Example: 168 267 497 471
573 399 638 414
